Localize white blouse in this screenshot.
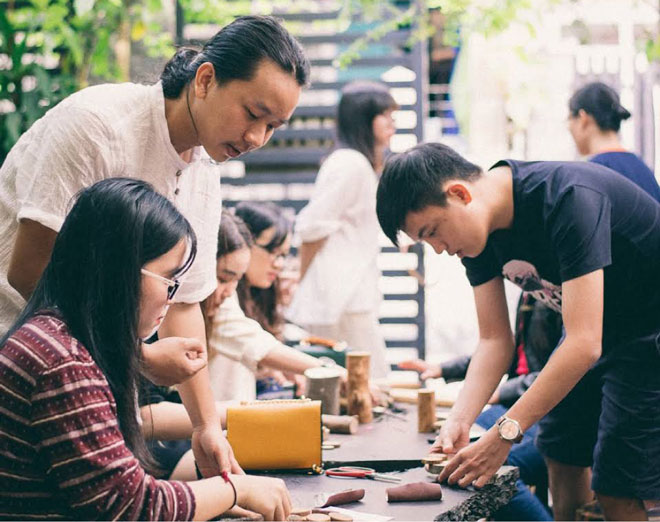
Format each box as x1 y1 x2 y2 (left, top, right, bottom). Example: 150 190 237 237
207 293 282 402
287 148 382 326
0 82 221 332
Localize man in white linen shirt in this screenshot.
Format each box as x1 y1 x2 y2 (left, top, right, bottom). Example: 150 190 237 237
0 15 309 477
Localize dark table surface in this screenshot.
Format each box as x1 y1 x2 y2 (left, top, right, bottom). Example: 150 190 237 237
274 466 518 521
272 405 517 520
322 405 485 471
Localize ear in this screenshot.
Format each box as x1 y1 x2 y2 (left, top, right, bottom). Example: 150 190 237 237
446 183 472 205
193 62 216 99
577 109 593 129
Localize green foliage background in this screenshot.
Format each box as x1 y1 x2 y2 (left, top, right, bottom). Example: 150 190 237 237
1 0 657 161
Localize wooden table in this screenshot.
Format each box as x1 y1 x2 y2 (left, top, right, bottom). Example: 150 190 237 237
274 405 519 521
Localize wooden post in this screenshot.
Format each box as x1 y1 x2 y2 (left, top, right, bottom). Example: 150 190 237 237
322 414 359 434
304 367 342 415
346 352 372 423
418 389 436 433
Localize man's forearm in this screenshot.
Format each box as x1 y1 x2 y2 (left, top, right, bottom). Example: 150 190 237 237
449 338 514 425
159 302 218 428
505 335 600 431
141 401 232 440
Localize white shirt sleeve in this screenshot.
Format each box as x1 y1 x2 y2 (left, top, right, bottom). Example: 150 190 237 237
15 106 120 232
208 294 282 372
295 149 371 242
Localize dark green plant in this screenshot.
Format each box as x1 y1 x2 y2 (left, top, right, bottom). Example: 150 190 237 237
0 0 174 161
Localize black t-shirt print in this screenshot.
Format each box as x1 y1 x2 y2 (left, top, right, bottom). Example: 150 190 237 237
462 159 660 345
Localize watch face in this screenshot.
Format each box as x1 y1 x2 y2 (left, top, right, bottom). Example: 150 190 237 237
500 419 520 440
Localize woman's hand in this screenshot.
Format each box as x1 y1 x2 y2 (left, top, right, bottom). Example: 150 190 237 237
232 474 292 521
192 423 243 476
141 337 206 386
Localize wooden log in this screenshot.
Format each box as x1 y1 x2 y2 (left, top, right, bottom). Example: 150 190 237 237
305 366 342 415
346 352 373 423
322 414 359 434
389 388 455 407
418 389 436 433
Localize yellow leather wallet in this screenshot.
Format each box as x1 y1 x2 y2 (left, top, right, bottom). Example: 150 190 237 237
226 398 323 472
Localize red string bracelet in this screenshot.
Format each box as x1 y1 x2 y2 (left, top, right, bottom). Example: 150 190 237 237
221 471 237 509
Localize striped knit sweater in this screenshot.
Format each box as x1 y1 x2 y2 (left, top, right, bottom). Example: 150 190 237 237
0 311 195 520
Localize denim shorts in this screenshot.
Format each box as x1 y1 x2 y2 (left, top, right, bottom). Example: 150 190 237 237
535 331 660 500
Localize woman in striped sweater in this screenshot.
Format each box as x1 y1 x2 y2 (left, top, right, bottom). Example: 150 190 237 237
0 178 291 521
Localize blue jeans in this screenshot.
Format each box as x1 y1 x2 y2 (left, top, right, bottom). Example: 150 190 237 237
477 405 553 521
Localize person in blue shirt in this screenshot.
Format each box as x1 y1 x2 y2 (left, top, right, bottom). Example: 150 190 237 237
568 81 660 203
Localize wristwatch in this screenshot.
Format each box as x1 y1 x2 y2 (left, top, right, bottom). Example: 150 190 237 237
496 415 523 443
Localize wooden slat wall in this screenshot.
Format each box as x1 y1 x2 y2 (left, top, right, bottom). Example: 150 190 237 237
179 1 428 362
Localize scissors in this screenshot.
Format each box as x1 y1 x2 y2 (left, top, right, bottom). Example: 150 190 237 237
325 466 401 483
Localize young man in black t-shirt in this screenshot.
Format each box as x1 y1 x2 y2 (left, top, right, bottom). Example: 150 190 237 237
376 143 660 521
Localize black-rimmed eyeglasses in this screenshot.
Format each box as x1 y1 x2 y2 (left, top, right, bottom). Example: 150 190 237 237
253 243 289 263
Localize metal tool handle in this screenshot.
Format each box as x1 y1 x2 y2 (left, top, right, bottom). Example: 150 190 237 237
371 473 402 483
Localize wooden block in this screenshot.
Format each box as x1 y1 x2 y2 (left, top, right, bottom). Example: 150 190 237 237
421 453 449 464
346 352 373 424
417 389 436 433
389 388 456 407
422 453 449 475
307 514 332 522
322 414 359 434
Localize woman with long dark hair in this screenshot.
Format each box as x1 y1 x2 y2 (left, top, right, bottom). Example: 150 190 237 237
568 81 660 202
0 179 291 520
0 15 309 477
234 202 292 339
203 206 336 402
288 81 398 378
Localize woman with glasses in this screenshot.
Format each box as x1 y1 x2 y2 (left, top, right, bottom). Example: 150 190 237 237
204 206 339 402
0 178 292 521
0 15 309 479
288 81 398 378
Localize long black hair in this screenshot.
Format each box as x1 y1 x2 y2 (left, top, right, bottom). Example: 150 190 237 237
1 178 197 470
569 81 631 132
336 81 398 167
161 15 310 98
234 201 291 338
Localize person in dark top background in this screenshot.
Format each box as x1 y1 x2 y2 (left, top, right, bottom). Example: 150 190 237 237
568 81 660 203
377 143 660 521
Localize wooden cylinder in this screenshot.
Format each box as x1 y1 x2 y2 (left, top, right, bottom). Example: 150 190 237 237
346 352 373 423
322 414 359 434
417 389 436 433
304 366 342 415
